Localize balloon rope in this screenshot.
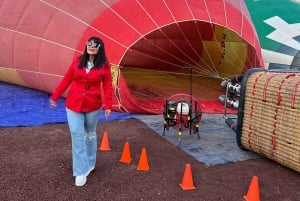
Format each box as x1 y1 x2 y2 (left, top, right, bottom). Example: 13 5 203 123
100 0 193 66
135 0 200 66
39 0 127 49
0 66 63 78
162 0 202 61
183 0 214 74
0 26 81 53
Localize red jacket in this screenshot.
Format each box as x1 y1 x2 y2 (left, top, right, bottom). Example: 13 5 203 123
51 57 113 112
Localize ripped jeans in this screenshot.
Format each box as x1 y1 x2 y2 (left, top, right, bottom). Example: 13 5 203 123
66 108 101 176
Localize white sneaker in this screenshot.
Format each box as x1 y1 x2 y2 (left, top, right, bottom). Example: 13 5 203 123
75 175 87 187
75 166 95 187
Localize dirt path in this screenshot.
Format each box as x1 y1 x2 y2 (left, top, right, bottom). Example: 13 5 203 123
1 119 299 201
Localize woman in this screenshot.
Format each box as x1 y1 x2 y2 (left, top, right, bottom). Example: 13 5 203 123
50 36 113 187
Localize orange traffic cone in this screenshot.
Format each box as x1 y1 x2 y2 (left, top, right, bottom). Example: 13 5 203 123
179 163 196 190
137 147 149 171
119 141 132 164
244 176 260 201
99 131 111 151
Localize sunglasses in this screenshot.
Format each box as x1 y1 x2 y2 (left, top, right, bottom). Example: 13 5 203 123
86 41 101 48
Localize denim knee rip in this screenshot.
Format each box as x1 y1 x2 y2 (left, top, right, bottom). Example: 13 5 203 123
86 132 96 140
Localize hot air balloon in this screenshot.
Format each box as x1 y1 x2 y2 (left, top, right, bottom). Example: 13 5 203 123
0 0 263 114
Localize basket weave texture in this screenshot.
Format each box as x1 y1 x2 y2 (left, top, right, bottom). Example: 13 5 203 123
241 71 300 173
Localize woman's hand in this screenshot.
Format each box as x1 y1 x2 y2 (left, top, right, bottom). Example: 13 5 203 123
49 99 57 108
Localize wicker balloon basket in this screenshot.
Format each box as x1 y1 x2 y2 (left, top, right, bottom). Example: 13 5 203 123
236 69 300 173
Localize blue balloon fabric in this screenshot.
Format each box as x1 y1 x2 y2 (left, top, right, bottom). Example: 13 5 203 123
0 82 134 127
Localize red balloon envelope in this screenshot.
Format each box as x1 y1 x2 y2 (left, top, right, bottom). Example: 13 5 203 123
0 0 263 114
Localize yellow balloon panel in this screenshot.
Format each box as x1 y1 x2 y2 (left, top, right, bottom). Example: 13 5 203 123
0 67 29 87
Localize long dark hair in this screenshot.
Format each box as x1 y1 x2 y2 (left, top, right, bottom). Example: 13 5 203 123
78 36 108 69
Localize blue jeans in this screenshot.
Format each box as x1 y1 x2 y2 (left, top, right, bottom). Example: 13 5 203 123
66 108 101 176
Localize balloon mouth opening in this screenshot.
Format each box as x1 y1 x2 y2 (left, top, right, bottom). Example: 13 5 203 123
118 21 260 104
